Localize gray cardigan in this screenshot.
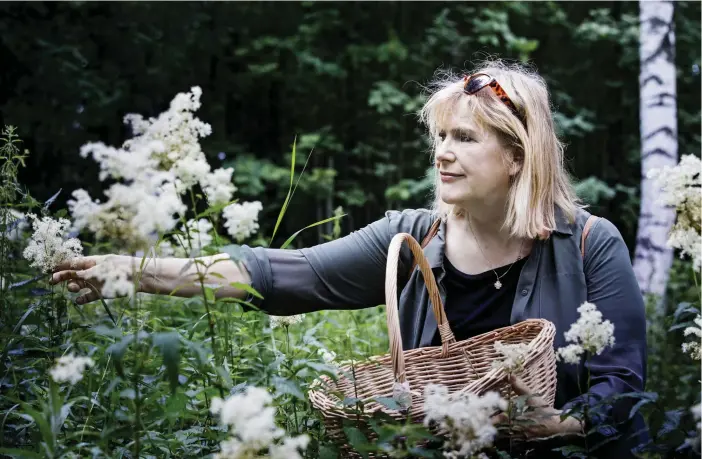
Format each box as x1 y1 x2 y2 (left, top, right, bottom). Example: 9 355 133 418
240 207 647 413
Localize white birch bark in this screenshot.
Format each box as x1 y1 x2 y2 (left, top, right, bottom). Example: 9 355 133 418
633 0 678 298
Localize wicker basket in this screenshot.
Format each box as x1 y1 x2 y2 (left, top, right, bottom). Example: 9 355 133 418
308 232 557 453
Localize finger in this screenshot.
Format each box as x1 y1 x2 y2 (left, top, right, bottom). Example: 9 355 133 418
509 375 532 396
53 256 97 273
67 281 84 293
50 270 79 285
76 290 99 305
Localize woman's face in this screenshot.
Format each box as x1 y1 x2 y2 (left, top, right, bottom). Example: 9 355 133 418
434 109 517 210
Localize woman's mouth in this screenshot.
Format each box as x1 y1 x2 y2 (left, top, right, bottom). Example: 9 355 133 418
440 172 465 183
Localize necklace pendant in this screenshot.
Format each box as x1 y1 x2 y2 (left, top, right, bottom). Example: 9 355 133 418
494 280 502 290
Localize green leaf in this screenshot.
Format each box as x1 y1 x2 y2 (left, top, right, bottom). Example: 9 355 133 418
0 448 44 458
373 396 402 411
229 282 263 299
318 444 340 459
152 332 181 393
272 376 306 400
280 214 347 250
270 137 297 245
343 426 370 457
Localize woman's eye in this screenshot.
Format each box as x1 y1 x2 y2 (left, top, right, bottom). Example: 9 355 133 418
437 131 447 141
460 133 474 142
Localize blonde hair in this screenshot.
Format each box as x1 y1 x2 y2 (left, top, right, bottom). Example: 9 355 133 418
418 59 582 240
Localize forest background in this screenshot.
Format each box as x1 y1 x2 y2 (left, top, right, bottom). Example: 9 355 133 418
0 2 700 458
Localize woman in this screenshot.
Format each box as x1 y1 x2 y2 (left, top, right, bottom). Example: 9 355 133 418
52 60 647 456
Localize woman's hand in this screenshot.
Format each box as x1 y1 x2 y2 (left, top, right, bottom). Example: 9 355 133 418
497 375 582 439
50 255 134 304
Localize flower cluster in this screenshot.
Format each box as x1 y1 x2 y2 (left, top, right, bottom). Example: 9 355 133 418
270 314 304 329
557 302 615 365
22 215 83 273
423 384 507 458
491 341 530 374
49 353 95 385
647 154 701 270
172 218 214 257
90 256 136 298
223 201 263 243
68 87 253 250
682 314 701 360
210 386 309 459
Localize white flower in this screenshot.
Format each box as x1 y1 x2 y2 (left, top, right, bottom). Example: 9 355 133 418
557 302 615 364
317 348 337 364
69 87 216 250
210 386 308 459
647 154 701 270
269 435 310 459
22 215 83 273
270 315 304 329
172 154 211 188
49 353 95 385
423 384 507 458
682 314 702 360
222 201 263 243
89 257 135 298
172 218 214 257
202 167 236 206
491 341 530 374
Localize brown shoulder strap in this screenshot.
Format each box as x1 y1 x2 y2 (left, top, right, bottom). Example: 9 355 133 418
410 218 441 272
581 215 599 259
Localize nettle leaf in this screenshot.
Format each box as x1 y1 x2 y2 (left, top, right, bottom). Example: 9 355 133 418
272 376 305 400
106 331 149 377
373 396 402 411
91 325 124 339
343 426 370 458
152 332 181 393
306 361 339 378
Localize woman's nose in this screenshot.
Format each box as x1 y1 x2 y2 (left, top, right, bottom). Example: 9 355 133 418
435 146 456 163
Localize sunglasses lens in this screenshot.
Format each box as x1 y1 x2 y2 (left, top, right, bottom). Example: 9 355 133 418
464 74 492 94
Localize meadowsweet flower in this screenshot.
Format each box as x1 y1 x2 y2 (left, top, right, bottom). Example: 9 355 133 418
491 341 530 374
49 353 94 385
69 87 218 249
682 314 702 360
269 435 310 459
22 215 83 273
223 201 263 242
557 302 615 364
423 384 507 458
202 167 236 206
89 256 135 298
270 314 304 329
317 348 337 364
172 218 214 257
211 386 308 459
647 154 702 270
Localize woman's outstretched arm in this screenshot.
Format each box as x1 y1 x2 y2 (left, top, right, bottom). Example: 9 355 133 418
50 253 252 304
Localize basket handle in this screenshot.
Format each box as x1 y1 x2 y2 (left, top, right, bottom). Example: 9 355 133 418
385 232 455 384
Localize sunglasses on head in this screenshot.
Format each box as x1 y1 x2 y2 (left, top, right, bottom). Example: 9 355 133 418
463 73 527 130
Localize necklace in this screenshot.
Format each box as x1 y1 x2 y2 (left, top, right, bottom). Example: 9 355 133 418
468 216 525 290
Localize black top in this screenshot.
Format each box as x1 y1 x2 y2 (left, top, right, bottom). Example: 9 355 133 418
431 255 530 346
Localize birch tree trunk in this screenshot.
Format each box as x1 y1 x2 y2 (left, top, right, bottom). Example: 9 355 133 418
633 0 678 298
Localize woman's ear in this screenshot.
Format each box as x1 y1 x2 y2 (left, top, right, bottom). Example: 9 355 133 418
507 149 524 177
